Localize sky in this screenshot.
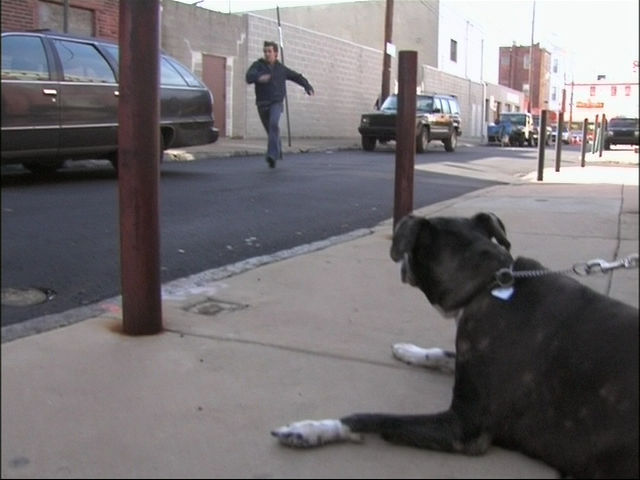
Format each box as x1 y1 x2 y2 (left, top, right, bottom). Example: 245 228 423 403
178 0 639 82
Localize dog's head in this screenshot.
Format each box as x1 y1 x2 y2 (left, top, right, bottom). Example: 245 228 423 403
390 212 513 313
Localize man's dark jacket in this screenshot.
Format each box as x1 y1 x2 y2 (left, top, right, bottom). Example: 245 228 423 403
245 58 313 107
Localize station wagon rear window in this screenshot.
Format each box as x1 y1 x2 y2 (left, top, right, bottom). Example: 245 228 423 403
102 44 205 88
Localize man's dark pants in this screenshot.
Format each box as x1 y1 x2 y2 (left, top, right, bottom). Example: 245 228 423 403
258 101 283 162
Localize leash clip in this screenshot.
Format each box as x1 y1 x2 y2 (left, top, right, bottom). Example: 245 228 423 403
495 268 514 287
582 254 639 275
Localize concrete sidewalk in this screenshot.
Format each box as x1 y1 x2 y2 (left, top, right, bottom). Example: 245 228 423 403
1 141 638 478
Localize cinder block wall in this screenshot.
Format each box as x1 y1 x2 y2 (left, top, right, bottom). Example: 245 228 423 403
422 65 484 138
160 0 519 140
245 14 381 139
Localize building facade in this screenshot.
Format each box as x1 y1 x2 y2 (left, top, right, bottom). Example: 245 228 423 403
498 43 551 115
568 79 639 125
0 0 118 39
2 0 524 140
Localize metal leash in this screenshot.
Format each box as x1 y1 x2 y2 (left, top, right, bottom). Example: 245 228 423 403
495 253 639 287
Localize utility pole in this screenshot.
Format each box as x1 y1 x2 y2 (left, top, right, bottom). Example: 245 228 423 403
527 0 536 113
568 80 574 129
380 0 394 106
63 0 69 32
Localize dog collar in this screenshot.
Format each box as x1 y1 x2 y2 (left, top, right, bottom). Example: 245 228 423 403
491 266 515 300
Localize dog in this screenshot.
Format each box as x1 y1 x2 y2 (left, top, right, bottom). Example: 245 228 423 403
272 212 639 479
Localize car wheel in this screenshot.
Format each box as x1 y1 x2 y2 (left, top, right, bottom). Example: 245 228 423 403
361 136 376 151
108 153 119 174
527 135 533 147
443 129 457 152
415 127 429 153
22 160 65 175
604 141 611 150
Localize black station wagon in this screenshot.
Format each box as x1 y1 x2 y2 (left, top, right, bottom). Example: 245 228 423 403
1 30 219 173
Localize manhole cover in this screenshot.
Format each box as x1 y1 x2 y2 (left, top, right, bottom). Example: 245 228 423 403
1 287 56 307
185 298 247 316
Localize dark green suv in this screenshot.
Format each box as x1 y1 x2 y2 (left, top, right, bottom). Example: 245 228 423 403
605 117 639 150
358 93 461 153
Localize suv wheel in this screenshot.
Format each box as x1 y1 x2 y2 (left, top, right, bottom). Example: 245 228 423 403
361 136 376 151
416 127 429 153
443 130 457 152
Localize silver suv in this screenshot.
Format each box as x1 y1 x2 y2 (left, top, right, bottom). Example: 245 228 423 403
1 30 219 173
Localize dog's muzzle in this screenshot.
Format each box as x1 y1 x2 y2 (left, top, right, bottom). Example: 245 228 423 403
400 253 417 286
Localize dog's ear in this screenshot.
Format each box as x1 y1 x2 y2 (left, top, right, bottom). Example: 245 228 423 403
390 215 427 262
472 212 511 251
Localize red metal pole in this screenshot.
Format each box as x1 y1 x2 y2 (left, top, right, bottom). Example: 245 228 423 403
393 50 417 229
118 0 163 335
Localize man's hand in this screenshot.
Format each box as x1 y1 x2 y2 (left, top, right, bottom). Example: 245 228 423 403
305 86 315 96
258 74 271 83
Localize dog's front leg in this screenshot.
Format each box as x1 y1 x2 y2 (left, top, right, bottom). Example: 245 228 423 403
341 411 491 455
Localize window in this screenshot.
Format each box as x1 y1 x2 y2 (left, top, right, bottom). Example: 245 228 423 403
590 86 596 96
433 97 443 113
38 0 95 37
1 35 50 81
440 98 451 114
54 39 116 83
164 57 204 87
448 99 460 115
450 39 457 63
103 45 204 88
553 58 558 73
625 85 631 96
523 54 530 70
611 86 617 96
500 54 510 66
551 87 557 101
416 96 433 112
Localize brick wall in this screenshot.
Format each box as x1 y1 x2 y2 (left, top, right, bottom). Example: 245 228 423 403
1 0 35 31
1 0 119 40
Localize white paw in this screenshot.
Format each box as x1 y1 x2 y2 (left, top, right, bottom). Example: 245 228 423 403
392 343 455 372
271 419 363 448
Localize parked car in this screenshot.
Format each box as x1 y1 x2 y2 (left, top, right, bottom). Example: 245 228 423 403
531 114 551 146
358 93 462 153
1 30 218 173
605 117 639 150
487 112 534 147
550 125 570 144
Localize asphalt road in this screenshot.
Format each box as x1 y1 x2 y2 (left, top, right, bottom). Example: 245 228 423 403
1 145 552 327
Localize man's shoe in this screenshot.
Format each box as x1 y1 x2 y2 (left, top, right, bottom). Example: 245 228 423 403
266 156 276 168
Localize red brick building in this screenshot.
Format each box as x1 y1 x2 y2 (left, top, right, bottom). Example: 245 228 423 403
498 43 551 114
1 0 118 40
